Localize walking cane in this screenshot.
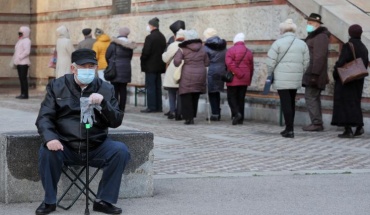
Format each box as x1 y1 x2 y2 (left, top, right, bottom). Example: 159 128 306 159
84 123 91 215
205 67 211 124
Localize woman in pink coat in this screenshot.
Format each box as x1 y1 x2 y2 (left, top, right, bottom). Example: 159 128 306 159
12 26 31 99
225 33 254 125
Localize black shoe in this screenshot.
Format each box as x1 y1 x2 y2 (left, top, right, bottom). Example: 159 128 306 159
175 114 183 121
354 127 364 137
338 128 354 138
281 131 294 138
280 129 287 135
93 200 122 214
16 95 28 99
232 113 242 125
35 202 56 215
167 112 175 119
140 108 155 113
184 119 194 125
164 111 170 116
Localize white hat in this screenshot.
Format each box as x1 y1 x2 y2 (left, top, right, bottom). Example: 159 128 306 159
279 18 297 33
233 33 245 44
203 28 218 40
184 29 199 40
176 29 186 39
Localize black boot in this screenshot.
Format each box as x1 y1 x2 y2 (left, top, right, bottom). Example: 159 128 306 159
167 112 176 119
232 113 242 125
184 119 194 125
338 126 354 138
281 130 294 138
354 126 364 137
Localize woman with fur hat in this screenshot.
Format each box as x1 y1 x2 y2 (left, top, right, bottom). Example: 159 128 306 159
203 27 227 121
266 18 309 138
105 27 137 112
11 26 31 99
162 29 186 120
225 33 254 125
331 24 369 138
173 29 210 125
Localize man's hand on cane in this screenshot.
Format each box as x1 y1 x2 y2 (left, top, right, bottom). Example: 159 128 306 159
89 93 103 105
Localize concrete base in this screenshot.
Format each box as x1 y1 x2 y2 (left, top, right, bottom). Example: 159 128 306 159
0 130 154 204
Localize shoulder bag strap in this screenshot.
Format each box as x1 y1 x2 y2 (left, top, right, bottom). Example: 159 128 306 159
272 37 295 73
348 42 356 60
237 48 248 68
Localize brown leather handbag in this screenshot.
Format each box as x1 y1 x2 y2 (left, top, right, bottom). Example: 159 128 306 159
338 42 368 84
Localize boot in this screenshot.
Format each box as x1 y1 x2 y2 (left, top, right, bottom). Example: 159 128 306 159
354 126 364 137
232 113 242 125
281 131 294 138
167 112 176 119
184 119 194 125
338 126 354 138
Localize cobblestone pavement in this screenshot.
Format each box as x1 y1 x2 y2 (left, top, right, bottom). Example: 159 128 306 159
1 89 370 180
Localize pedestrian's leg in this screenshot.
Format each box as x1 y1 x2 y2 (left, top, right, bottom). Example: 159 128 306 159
145 73 156 110
89 138 130 204
168 88 177 113
192 93 200 118
237 86 247 120
304 87 322 125
119 83 127 112
227 86 238 117
181 93 193 120
155 73 163 111
278 90 293 131
290 89 297 128
17 65 29 97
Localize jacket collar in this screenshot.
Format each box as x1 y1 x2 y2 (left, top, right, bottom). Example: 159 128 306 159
305 26 330 40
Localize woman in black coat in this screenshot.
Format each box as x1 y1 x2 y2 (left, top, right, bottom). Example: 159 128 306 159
105 27 137 112
331 24 369 138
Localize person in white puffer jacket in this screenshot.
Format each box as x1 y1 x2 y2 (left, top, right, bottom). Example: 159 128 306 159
266 18 309 138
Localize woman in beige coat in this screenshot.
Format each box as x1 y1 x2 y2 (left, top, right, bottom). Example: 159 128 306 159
55 25 75 78
162 29 185 119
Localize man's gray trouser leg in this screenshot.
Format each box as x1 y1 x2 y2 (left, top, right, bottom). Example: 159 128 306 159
304 87 323 125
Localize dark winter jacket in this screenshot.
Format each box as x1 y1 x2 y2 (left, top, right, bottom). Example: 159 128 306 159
174 39 210 95
331 38 369 127
204 36 227 92
140 29 167 73
106 37 137 83
302 26 331 90
225 42 254 86
35 74 123 153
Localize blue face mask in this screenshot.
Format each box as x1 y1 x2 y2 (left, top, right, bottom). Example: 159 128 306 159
76 68 95 85
306 25 315 33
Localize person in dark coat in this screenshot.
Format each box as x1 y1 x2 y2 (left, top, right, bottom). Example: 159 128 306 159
174 30 210 125
301 13 331 132
140 17 167 113
167 20 186 47
331 24 369 138
203 28 227 121
106 27 137 112
35 49 130 215
225 33 254 125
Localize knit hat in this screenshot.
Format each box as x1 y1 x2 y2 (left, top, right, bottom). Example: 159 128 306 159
82 28 92 36
119 27 130 37
348 24 362 39
184 29 199 40
233 33 245 44
148 17 159 28
176 29 186 39
279 19 297 33
203 28 218 40
95 28 104 37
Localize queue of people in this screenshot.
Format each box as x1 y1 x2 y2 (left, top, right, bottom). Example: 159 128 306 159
10 13 369 139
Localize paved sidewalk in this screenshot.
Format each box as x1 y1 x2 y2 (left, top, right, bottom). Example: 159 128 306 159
1 88 370 214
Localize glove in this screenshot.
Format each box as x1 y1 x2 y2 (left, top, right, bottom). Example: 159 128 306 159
80 97 102 126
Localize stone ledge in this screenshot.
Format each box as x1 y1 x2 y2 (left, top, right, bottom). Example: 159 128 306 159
0 130 154 203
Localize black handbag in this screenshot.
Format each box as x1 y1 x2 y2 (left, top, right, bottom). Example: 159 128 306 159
104 45 117 81
223 49 248 83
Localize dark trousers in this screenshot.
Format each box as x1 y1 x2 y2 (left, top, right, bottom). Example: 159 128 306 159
304 87 323 125
180 93 200 120
227 86 247 119
278 89 297 131
208 92 221 115
38 138 130 204
17 65 29 97
145 73 162 111
112 82 128 112
167 88 181 114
